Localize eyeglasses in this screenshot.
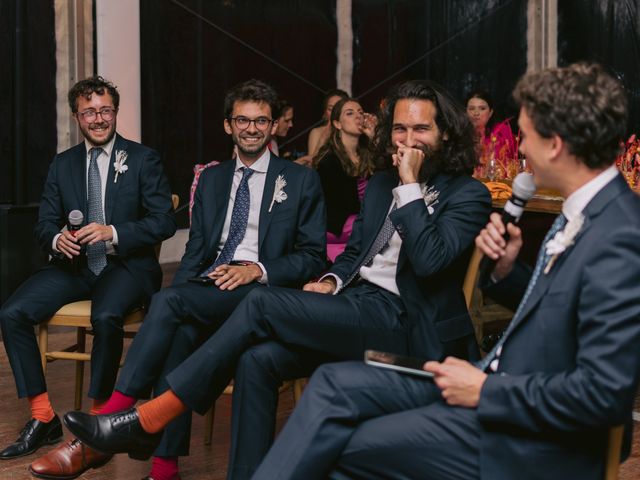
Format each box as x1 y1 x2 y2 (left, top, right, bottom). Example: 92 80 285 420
77 107 117 122
228 116 273 130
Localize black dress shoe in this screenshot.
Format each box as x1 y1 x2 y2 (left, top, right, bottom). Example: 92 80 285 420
63 408 160 461
0 415 63 459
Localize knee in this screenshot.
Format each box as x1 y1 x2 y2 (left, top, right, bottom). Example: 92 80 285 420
91 311 124 339
236 344 284 380
0 304 27 333
307 362 359 393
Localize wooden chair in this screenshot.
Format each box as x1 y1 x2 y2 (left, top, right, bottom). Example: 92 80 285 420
37 194 179 410
605 425 624 480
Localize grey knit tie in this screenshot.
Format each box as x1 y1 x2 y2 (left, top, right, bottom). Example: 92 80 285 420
86 147 107 275
477 213 568 372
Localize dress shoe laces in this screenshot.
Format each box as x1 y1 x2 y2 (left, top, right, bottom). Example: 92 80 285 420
112 410 138 427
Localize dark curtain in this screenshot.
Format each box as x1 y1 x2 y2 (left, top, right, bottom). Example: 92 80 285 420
0 0 57 206
558 0 640 134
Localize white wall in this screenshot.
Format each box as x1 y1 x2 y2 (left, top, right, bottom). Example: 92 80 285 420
95 0 141 141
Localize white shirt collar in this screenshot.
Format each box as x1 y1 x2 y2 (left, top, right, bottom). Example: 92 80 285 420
234 148 271 174
562 165 619 221
84 134 116 159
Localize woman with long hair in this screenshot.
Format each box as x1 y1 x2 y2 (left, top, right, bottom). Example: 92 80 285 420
313 97 375 262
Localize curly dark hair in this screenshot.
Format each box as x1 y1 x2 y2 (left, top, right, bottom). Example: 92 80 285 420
68 76 119 113
223 79 278 119
513 62 628 169
372 80 477 178
312 97 375 177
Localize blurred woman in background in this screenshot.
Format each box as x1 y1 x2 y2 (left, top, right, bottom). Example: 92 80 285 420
307 88 349 156
313 97 375 262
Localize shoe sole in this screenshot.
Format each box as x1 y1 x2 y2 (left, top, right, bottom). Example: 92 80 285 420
0 435 63 460
28 455 112 480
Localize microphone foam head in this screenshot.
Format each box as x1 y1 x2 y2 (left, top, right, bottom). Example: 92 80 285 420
512 173 536 200
68 210 84 227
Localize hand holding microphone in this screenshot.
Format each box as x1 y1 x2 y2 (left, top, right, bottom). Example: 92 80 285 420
56 210 83 259
476 173 536 281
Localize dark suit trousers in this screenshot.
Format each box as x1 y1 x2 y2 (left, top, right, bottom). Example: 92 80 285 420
114 280 261 457
0 260 145 399
160 283 408 463
253 361 480 480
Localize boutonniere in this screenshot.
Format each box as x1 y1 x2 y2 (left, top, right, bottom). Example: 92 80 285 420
421 184 440 214
269 174 288 212
544 213 584 274
113 150 129 183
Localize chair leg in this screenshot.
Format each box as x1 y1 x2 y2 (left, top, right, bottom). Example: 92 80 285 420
38 324 49 372
204 407 215 445
74 327 86 411
293 378 306 403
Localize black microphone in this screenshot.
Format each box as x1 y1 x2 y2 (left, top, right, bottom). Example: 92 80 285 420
478 172 536 278
67 210 84 273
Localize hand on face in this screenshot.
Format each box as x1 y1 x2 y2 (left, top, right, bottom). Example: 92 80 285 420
392 141 425 184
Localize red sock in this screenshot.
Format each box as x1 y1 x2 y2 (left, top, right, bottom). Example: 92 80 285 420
137 390 187 434
149 456 179 480
89 398 107 415
28 392 56 423
98 390 137 415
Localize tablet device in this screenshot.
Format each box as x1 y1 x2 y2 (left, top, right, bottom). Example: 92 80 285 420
188 276 215 284
364 350 434 378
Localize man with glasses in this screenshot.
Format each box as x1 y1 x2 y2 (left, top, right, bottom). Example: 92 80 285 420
0 76 176 474
48 79 326 480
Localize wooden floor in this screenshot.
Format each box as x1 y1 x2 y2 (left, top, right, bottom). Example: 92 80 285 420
1 262 640 479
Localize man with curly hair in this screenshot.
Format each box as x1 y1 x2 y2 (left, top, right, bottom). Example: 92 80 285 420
64 79 492 479
0 76 176 471
251 63 640 480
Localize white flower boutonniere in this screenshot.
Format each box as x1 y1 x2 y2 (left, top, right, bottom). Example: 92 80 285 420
421 184 440 215
543 213 584 274
113 150 129 183
269 175 288 212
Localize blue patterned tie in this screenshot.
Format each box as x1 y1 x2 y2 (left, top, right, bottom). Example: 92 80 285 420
201 167 254 276
86 147 107 275
477 213 567 372
344 203 397 286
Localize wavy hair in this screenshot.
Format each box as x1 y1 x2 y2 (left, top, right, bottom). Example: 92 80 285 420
513 63 628 169
68 76 119 113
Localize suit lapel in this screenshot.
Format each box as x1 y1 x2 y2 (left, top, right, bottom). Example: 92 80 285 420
510 173 627 328
206 159 237 257
70 143 88 215
104 134 124 224
258 155 284 250
360 171 397 259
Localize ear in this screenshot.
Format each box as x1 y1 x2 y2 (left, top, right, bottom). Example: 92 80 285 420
488 109 494 120
549 133 564 159
223 118 233 135
332 119 342 131
270 120 278 136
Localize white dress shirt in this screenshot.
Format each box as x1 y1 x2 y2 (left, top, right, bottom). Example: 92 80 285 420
215 149 270 283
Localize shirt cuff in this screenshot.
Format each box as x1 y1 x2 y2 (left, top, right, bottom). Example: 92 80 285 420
392 183 422 207
52 233 62 252
256 262 268 284
319 273 343 295
110 225 119 245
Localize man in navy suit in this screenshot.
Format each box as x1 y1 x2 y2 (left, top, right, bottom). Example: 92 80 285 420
48 79 326 480
0 76 176 467
63 80 492 476
248 63 640 480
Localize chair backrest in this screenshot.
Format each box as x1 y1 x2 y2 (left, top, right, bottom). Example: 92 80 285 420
462 247 483 309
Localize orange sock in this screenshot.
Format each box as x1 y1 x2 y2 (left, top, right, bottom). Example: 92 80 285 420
28 392 56 423
137 390 187 434
89 399 107 415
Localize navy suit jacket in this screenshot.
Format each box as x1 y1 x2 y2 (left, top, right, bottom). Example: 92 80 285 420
34 134 177 296
480 174 640 479
173 154 326 287
329 170 492 360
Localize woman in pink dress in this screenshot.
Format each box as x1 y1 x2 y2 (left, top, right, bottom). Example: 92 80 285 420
465 89 516 178
313 97 375 262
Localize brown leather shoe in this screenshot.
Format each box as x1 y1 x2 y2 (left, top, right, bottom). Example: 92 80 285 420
28 438 112 479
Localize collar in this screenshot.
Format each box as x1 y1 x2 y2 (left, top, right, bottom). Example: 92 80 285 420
234 148 270 174
84 134 116 159
562 165 618 221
